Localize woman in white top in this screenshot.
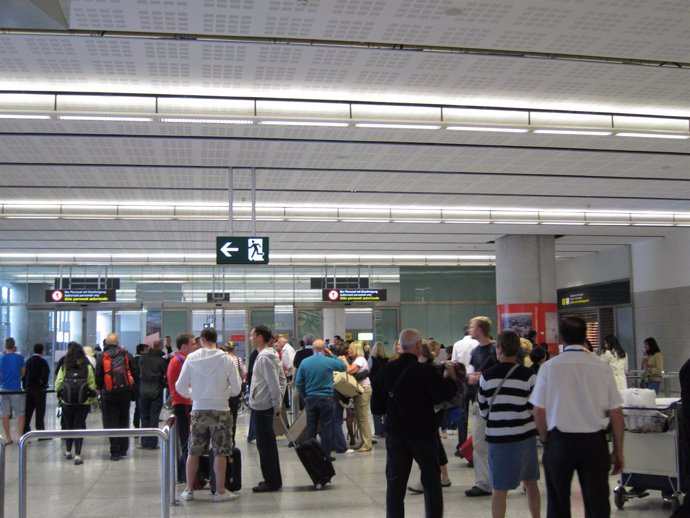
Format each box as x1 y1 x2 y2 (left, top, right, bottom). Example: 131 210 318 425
340 341 373 452
600 335 628 390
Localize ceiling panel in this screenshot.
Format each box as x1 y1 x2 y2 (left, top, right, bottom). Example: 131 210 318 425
1 1 690 266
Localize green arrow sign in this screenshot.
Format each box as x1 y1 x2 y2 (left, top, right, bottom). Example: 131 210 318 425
216 236 270 265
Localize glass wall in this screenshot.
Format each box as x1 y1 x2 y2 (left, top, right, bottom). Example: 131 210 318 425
0 264 505 366
373 308 399 355
400 266 497 347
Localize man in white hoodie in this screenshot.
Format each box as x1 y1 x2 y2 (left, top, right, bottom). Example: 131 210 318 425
175 327 242 503
249 324 287 493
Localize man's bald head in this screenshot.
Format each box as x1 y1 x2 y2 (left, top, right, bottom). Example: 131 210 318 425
399 328 422 352
313 339 325 352
106 333 119 346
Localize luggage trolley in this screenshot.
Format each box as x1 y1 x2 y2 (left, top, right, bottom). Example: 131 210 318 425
614 398 685 511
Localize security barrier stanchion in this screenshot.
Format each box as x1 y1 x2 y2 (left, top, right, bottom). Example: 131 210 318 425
19 427 171 518
0 435 5 518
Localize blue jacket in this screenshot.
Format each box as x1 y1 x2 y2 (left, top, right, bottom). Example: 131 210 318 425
295 353 345 398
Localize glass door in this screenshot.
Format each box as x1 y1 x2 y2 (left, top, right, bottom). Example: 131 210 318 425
114 309 145 353
192 308 222 339
224 309 248 358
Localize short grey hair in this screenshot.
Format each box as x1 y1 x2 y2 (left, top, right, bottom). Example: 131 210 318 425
398 328 422 352
303 334 314 346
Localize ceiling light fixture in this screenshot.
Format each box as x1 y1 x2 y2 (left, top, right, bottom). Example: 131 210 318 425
446 126 529 133
355 123 441 130
616 132 689 140
160 117 254 124
0 114 51 120
258 120 349 127
58 115 153 122
533 129 612 136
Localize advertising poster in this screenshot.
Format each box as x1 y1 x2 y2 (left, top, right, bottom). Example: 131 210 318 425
497 302 559 355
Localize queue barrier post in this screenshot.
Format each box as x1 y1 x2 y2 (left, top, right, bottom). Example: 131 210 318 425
18 425 173 518
0 435 5 518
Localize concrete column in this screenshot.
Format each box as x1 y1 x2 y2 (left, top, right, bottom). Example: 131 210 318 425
322 307 346 342
495 235 558 348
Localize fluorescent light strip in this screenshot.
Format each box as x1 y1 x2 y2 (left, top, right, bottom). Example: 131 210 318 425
259 120 349 127
355 123 441 130
58 115 153 122
0 114 51 120
2 202 688 227
161 117 253 124
533 129 612 136
616 132 689 140
446 126 529 133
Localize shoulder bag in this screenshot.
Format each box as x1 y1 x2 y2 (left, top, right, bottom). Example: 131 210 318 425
484 363 520 422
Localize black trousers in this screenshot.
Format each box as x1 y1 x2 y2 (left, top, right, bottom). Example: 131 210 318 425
386 432 443 518
253 408 282 489
62 404 90 455
24 389 47 433
543 429 611 518
101 395 131 455
173 404 191 481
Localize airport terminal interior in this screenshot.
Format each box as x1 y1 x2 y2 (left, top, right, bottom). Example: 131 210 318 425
2 0 690 516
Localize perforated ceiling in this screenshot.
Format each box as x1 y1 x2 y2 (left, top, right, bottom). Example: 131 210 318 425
0 0 689 265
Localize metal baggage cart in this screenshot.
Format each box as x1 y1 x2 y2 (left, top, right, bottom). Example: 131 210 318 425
614 398 685 511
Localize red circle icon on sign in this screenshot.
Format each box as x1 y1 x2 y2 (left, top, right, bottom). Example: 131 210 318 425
327 290 340 301
51 290 64 302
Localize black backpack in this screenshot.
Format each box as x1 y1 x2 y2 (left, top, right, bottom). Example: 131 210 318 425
60 365 90 404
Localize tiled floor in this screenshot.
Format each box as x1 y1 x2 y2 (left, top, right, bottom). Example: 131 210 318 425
2 402 679 517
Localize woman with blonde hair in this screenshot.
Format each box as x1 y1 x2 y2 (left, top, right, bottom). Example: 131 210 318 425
340 341 373 452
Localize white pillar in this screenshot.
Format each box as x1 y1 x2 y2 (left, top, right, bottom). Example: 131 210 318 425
322 307 346 342
495 235 558 349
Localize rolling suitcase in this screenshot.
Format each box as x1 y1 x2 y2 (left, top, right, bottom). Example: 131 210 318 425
458 436 473 464
208 447 242 493
284 416 335 489
287 410 309 447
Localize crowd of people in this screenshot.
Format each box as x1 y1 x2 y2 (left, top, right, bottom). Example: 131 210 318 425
0 317 678 516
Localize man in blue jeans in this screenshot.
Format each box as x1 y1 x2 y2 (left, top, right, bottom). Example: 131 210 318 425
248 325 286 493
295 338 346 459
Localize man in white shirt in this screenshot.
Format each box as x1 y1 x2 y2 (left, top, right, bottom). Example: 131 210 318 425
277 337 295 378
451 326 479 367
451 325 479 454
276 337 295 409
176 327 242 503
249 325 287 493
530 316 624 518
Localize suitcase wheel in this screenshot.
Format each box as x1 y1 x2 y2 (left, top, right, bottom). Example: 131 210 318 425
315 483 324 490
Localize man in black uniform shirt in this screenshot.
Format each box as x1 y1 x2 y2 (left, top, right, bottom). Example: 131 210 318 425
372 328 458 518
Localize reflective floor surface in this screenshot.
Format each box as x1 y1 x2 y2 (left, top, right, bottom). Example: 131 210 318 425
3 402 678 518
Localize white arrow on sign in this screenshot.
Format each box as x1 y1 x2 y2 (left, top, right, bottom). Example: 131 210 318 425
220 242 240 257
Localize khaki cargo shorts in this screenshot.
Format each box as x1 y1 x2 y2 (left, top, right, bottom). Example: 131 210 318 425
188 409 234 456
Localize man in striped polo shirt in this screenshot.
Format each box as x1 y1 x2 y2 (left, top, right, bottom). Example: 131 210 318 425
478 330 541 518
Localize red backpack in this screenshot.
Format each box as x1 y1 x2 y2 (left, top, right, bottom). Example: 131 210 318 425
103 347 134 393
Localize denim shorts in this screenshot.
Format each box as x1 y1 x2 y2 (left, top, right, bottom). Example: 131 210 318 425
488 435 540 490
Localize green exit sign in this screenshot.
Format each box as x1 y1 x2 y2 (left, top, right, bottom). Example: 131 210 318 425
216 236 270 265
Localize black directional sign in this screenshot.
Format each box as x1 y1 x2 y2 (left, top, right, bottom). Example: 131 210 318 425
216 236 270 265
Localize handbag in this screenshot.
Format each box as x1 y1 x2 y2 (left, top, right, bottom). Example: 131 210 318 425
333 371 363 398
352 369 370 382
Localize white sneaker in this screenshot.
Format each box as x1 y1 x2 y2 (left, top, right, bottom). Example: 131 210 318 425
180 489 193 501
212 491 240 502
64 451 74 460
